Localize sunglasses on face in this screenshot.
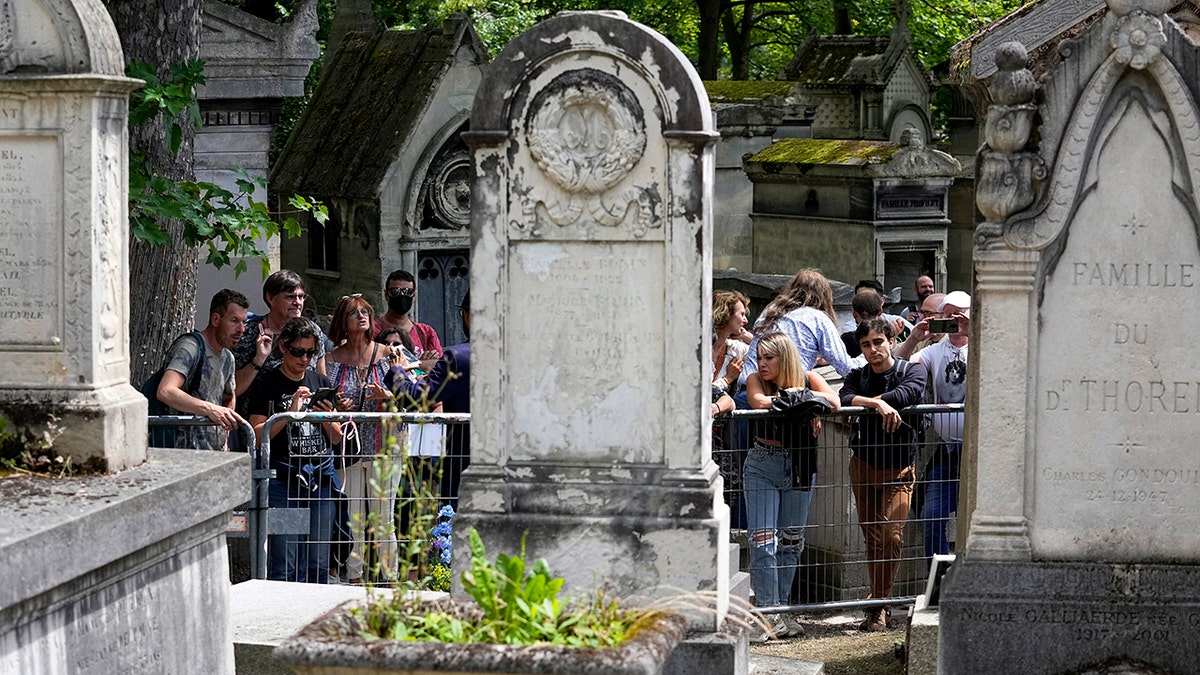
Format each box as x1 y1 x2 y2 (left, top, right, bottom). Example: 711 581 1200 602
284 345 319 358
386 287 415 298
347 308 371 317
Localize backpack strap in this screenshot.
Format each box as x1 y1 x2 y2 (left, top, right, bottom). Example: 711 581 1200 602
180 331 207 396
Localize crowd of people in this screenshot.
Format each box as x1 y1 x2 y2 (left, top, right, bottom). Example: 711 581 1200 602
711 269 968 641
150 263 967 610
152 269 470 585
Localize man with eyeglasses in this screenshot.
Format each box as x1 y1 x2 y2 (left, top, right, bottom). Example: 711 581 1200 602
893 292 946 360
910 291 970 565
375 270 443 372
233 270 329 397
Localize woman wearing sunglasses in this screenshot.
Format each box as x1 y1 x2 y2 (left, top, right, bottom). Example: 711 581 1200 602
247 317 342 584
326 295 400 583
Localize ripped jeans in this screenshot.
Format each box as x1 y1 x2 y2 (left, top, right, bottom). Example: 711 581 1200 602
744 444 816 607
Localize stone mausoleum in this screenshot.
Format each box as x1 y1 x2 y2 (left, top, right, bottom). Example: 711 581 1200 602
270 15 487 345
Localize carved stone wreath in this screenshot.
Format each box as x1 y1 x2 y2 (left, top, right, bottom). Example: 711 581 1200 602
1110 11 1166 70
525 68 646 195
426 148 472 229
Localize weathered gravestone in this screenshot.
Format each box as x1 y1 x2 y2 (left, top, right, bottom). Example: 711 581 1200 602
0 0 145 471
0 2 248 673
941 0 1200 671
458 9 731 634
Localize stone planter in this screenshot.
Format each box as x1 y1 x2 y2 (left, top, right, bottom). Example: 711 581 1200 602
273 600 689 675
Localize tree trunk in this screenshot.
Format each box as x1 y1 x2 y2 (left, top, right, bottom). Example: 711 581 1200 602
696 0 723 80
721 0 756 80
107 0 203 385
833 0 852 34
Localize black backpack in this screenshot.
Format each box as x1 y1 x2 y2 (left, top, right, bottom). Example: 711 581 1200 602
141 331 206 447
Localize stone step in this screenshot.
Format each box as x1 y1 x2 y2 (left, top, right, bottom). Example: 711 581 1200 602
749 653 825 675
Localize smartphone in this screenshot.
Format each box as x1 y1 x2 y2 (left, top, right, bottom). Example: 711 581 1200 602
308 387 339 407
928 318 960 334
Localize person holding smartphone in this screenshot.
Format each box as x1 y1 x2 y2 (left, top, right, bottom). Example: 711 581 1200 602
248 317 343 584
840 318 928 632
911 291 970 564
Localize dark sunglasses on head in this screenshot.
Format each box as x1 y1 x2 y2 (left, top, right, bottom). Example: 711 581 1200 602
284 345 319 358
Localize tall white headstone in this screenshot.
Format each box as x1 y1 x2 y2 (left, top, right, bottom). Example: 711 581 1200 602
460 11 728 630
943 1 1200 671
0 0 145 470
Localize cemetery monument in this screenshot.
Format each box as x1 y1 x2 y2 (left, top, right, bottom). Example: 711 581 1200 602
941 0 1200 671
458 8 733 643
0 2 248 672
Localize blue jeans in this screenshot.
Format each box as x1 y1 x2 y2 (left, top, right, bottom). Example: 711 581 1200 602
744 446 816 607
921 443 960 559
268 473 337 583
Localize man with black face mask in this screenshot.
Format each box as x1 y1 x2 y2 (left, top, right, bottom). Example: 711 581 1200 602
374 269 443 372
387 291 471 507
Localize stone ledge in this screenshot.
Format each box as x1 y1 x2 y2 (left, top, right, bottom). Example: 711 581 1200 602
0 448 249 613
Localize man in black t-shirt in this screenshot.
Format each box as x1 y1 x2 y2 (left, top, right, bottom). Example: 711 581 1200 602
248 318 342 584
840 318 927 632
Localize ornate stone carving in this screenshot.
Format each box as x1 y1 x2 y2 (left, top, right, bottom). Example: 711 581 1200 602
1109 10 1167 69
0 0 14 75
424 147 472 229
975 42 1045 248
526 69 646 194
520 68 660 237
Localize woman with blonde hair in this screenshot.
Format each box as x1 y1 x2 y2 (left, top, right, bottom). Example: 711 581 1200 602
744 268 854 379
744 332 840 640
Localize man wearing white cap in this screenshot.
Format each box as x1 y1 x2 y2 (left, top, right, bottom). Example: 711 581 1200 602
911 290 970 562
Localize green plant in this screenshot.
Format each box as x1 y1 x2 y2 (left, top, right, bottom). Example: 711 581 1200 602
352 527 666 648
126 59 327 277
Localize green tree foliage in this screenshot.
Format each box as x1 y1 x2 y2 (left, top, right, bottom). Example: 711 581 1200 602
391 0 1022 81
845 0 1026 67
128 59 327 278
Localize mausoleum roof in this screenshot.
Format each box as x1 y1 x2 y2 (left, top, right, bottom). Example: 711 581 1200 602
270 15 488 200
704 80 796 102
747 138 903 166
744 137 961 178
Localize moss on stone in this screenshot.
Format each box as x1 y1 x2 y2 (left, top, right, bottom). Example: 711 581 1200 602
747 138 901 166
703 80 794 101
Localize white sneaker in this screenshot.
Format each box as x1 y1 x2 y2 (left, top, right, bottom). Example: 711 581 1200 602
750 613 789 642
781 613 805 637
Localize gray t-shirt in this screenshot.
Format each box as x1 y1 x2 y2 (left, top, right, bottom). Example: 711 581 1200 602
165 335 236 450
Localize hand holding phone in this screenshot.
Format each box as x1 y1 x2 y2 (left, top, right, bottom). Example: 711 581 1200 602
308 387 339 407
927 318 959 334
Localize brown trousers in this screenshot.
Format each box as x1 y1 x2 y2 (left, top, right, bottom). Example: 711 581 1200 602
849 456 914 602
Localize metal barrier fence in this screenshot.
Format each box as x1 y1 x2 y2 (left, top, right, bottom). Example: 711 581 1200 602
150 404 963 619
252 411 469 584
713 404 965 617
